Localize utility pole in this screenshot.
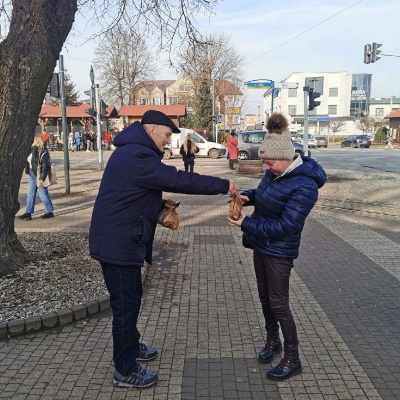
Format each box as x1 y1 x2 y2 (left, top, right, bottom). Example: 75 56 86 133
303 86 309 155
212 79 217 142
90 66 104 169
59 55 71 195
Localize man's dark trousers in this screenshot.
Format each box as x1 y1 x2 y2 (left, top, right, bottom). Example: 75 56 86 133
101 262 143 376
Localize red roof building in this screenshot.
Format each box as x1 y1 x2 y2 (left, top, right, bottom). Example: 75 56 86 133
38 103 119 133
385 110 400 141
118 105 186 127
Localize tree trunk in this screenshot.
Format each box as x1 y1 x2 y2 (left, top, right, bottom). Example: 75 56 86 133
0 0 77 275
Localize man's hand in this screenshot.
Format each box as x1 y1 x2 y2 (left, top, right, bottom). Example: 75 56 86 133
227 210 246 227
165 199 177 208
229 180 238 195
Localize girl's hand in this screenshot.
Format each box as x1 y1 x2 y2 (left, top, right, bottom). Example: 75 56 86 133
240 195 249 204
227 210 246 227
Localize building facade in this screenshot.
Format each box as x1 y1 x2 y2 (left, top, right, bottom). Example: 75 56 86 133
370 97 400 121
132 80 175 106
263 71 372 135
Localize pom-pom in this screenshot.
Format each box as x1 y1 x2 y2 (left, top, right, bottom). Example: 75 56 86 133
266 113 288 134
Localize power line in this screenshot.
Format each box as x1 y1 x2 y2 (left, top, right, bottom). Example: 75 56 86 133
246 0 364 64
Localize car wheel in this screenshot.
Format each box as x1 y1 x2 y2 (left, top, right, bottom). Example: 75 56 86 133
341 143 345 148
351 143 357 148
238 151 250 160
163 149 172 160
208 149 219 159
325 145 328 148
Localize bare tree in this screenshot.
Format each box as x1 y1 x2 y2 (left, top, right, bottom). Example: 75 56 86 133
177 32 245 92
0 0 219 275
329 120 346 133
355 117 376 134
94 28 156 108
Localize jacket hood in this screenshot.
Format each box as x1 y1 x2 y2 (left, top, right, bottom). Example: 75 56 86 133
113 121 163 156
284 156 326 188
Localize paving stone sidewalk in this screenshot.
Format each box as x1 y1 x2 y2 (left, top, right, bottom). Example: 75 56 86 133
1 156 399 399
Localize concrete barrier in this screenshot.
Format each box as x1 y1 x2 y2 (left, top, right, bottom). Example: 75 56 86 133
238 160 263 174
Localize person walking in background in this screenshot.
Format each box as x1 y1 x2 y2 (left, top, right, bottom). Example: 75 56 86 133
85 130 92 152
40 130 49 146
90 110 238 389
81 130 87 151
91 131 97 152
104 131 112 150
18 135 54 221
179 134 199 172
74 131 81 151
385 134 394 150
68 132 75 152
228 113 326 381
48 132 55 151
226 130 239 170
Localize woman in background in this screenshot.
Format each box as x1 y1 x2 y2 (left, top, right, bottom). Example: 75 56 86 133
226 131 239 170
179 134 199 173
18 135 54 220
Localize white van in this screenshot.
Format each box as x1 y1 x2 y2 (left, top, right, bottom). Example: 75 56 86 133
163 128 226 159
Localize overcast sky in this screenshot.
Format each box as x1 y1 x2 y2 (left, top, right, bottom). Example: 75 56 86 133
62 0 399 115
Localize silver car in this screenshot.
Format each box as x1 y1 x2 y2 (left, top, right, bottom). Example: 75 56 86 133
236 131 310 160
293 134 317 148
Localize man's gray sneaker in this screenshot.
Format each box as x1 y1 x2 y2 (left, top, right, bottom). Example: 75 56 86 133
113 365 158 388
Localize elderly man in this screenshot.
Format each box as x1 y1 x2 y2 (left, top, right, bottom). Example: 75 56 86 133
90 110 237 389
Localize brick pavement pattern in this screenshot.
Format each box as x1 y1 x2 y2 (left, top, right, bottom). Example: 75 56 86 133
1 153 399 399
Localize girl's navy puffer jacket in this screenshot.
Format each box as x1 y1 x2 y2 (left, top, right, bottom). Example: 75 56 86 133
240 156 326 259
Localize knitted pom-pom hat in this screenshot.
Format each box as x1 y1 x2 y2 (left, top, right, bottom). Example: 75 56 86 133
258 113 294 160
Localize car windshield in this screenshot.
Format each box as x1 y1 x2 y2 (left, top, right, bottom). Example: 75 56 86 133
316 136 326 140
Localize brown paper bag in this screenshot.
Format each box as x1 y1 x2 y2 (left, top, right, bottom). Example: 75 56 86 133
229 193 242 221
157 203 180 230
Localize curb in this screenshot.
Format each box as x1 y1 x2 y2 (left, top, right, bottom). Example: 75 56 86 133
0 263 149 339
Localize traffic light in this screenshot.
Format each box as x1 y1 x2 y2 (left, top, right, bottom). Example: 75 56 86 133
371 42 382 63
49 73 60 97
364 44 371 64
308 88 320 111
100 100 108 119
83 87 96 109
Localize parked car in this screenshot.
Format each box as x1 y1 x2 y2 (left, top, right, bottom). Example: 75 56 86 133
236 130 311 160
315 136 328 148
163 129 226 159
293 134 317 148
341 135 371 148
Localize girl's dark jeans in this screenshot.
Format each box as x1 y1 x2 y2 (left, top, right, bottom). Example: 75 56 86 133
184 160 194 172
253 249 299 361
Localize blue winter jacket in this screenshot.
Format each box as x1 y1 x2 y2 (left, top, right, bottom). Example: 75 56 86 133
240 156 326 259
89 121 230 266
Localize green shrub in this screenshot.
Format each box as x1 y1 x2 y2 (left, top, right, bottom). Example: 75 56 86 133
374 128 386 144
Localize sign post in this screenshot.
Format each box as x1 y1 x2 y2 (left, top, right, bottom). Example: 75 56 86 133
245 79 275 115
274 82 299 89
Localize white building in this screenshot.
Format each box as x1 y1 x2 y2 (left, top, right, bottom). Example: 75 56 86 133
263 71 372 135
369 97 400 121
